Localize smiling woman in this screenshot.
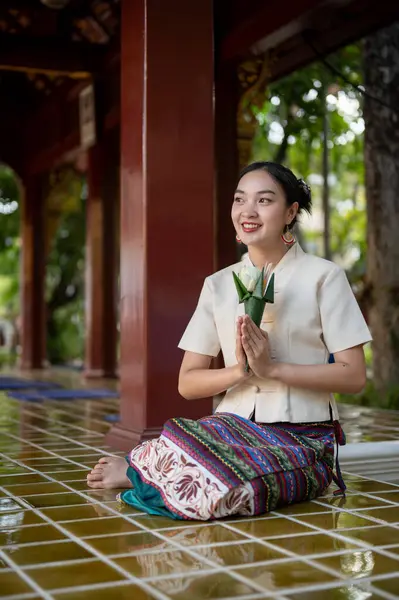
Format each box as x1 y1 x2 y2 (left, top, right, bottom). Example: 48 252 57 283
88 161 371 522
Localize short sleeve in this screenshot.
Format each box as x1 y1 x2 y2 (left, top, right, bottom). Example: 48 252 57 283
319 266 372 354
178 277 221 357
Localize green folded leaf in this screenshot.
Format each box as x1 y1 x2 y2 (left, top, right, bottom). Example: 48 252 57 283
244 296 266 327
264 272 275 303
232 271 248 303
252 267 265 300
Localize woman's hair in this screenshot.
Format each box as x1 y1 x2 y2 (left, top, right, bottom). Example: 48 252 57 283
238 161 312 229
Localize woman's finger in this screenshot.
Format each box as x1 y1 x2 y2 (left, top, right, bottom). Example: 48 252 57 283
243 321 263 353
244 316 264 342
242 333 256 358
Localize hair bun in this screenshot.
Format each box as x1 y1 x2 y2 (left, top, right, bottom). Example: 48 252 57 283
297 178 311 199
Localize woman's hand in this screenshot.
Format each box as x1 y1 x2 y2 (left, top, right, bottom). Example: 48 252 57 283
236 316 252 379
241 315 272 379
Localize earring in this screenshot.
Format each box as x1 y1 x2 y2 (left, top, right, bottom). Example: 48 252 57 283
236 235 242 243
281 226 295 246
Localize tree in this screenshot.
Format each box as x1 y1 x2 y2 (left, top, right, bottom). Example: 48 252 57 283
363 24 399 393
251 45 365 263
0 166 21 351
45 167 86 365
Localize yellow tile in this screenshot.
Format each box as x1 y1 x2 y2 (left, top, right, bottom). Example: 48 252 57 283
270 532 362 556
318 495 393 510
23 492 88 508
62 449 109 458
85 532 166 555
228 516 312 538
362 506 399 523
17 450 55 460
0 463 30 474
52 584 157 600
42 503 115 522
316 549 399 578
64 516 139 537
374 577 399 595
50 470 90 482
154 524 246 547
115 548 209 578
4 482 67 495
287 585 385 599
274 502 329 516
0 497 25 512
0 570 33 595
0 524 65 546
195 540 284 566
39 463 87 473
349 481 399 493
0 509 45 527
339 525 399 546
4 540 93 566
27 560 126 590
0 474 48 486
236 560 337 590
296 512 375 530
151 571 256 598
370 491 399 502
66 481 92 491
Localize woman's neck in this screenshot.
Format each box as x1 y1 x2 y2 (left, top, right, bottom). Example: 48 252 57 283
247 239 291 270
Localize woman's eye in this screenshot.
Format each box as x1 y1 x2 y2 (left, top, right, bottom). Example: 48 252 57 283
259 197 272 204
234 197 244 203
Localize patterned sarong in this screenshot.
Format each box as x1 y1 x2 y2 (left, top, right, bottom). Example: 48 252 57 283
119 412 346 521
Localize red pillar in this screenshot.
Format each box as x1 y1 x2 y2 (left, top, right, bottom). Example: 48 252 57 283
215 61 240 270
85 136 118 378
106 0 214 450
20 176 46 369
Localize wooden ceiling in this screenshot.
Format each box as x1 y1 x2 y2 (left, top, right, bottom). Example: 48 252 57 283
0 0 398 114
0 0 119 105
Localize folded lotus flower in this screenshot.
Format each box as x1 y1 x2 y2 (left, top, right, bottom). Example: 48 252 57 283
238 264 260 292
233 264 275 372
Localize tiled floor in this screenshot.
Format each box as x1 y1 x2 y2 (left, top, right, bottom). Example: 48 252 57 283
1 374 399 599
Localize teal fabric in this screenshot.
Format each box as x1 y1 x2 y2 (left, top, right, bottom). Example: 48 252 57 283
120 466 181 519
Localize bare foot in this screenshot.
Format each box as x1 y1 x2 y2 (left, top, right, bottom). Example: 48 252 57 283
87 456 133 490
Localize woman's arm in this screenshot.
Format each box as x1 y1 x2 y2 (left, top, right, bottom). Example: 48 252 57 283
178 352 247 400
179 319 251 400
269 346 367 394
241 315 367 394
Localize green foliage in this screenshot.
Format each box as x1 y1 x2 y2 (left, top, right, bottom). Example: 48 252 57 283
251 43 367 289
0 164 86 367
0 165 20 321
46 174 86 365
337 381 399 411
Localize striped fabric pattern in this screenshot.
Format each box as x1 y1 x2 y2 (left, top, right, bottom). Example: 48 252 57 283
120 413 345 521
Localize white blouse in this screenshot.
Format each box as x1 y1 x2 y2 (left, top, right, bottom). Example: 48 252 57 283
178 244 372 423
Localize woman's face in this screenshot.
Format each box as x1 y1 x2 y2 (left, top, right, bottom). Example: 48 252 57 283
231 170 298 248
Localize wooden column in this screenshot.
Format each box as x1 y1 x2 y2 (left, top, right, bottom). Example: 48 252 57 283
215 61 240 271
20 176 46 369
106 0 214 450
84 137 118 378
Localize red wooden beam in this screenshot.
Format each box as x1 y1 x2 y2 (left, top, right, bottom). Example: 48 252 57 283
268 0 399 83
220 0 323 61
0 33 107 76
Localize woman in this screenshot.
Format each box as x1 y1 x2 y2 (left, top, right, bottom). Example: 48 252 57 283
88 162 371 521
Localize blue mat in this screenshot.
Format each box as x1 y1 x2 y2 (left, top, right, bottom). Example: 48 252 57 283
8 388 119 402
0 377 62 390
103 413 120 423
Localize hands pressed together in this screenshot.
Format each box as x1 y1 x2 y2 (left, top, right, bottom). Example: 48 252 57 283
235 315 273 380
